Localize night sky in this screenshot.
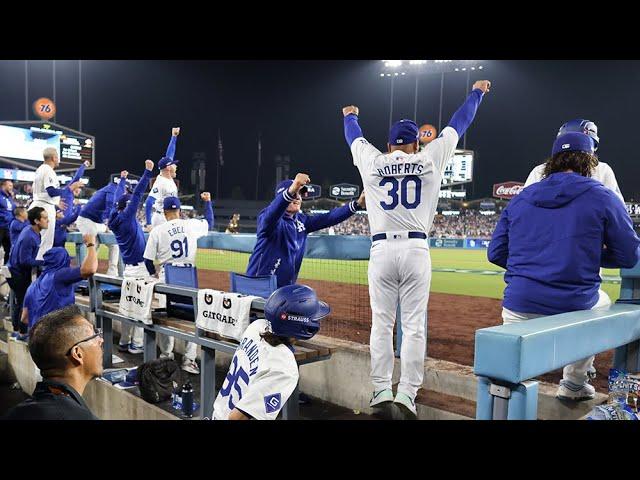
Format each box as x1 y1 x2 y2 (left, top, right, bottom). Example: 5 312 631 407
1 60 639 201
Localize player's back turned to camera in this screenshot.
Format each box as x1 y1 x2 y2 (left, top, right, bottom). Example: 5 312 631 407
524 119 624 202
212 284 330 420
488 132 640 401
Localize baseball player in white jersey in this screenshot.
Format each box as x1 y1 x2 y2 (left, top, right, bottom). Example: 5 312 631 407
145 127 180 228
29 147 84 261
213 284 330 420
343 80 491 418
143 193 214 374
524 119 624 202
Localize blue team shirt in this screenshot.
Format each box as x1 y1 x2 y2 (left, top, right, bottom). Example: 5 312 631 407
79 182 122 223
488 172 640 315
0 190 16 229
109 169 152 265
24 266 82 330
9 218 28 245
7 226 42 277
246 189 357 287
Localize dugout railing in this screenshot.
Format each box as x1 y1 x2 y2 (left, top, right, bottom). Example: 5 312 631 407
474 262 640 420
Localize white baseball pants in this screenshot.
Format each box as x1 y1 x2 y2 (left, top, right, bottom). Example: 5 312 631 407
502 289 611 386
76 216 121 276
369 235 430 400
156 266 198 361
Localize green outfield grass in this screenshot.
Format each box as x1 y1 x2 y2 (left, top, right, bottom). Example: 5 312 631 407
66 244 620 301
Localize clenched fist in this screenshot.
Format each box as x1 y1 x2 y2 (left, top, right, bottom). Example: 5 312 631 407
201 192 211 202
172 127 180 136
291 173 310 194
356 190 366 209
121 170 129 178
342 105 359 117
145 159 154 171
472 80 491 94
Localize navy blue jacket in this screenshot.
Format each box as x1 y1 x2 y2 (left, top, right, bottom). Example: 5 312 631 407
79 177 126 224
7 225 42 277
9 218 28 245
488 172 640 315
247 188 358 287
108 169 152 265
0 189 16 229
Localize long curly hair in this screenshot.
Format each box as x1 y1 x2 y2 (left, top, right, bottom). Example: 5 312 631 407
543 151 599 178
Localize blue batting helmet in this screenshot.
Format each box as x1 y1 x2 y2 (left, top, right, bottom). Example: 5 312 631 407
557 119 599 150
552 132 595 157
264 284 331 340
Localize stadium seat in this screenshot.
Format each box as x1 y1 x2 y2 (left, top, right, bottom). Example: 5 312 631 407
229 272 277 299
164 263 198 320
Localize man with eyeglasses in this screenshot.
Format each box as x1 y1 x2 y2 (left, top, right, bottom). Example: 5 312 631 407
2 305 102 420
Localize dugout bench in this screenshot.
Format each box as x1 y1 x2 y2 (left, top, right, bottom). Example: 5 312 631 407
474 262 640 420
81 273 333 420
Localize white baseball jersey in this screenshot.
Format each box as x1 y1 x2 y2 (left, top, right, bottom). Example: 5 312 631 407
143 217 208 266
351 126 459 235
213 319 299 420
524 161 624 202
32 163 60 206
149 175 178 215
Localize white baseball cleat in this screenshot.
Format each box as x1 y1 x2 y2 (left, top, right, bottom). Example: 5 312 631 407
369 389 394 408
556 380 595 401
181 358 200 375
394 392 417 419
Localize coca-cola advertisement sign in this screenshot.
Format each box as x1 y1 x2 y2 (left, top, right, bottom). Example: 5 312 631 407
493 181 525 199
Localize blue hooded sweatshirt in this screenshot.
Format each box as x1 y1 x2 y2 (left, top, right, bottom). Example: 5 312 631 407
24 247 83 330
488 172 640 315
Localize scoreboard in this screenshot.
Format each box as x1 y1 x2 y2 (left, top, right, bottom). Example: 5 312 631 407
442 149 474 186
0 121 95 173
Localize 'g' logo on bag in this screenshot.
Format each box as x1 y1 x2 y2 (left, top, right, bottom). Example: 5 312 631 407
136 284 142 294
126 281 131 289
223 298 232 309
204 293 213 305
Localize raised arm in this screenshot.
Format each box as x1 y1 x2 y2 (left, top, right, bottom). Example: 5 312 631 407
57 204 81 227
200 192 214 230
447 80 490 138
121 161 154 219
107 171 129 218
165 127 180 159
342 105 362 147
257 173 310 236
70 160 90 184
304 191 365 233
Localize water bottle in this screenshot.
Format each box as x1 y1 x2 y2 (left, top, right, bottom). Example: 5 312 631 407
181 381 194 418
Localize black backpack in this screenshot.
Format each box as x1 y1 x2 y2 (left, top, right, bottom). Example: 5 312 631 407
137 358 182 404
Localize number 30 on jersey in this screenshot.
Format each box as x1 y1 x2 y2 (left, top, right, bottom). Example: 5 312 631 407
379 175 422 210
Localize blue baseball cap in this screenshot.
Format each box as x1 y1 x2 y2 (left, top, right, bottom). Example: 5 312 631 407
389 119 419 145
163 196 181 210
551 132 595 157
275 179 307 197
158 156 179 170
117 193 131 210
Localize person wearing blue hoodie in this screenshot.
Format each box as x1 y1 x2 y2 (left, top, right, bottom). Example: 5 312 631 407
488 132 640 401
21 237 98 332
0 180 17 264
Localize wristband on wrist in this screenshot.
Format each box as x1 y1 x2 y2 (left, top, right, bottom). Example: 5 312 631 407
85 243 95 248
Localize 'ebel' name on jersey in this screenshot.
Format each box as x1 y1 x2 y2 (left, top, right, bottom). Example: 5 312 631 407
201 310 237 326
376 163 424 177
167 226 185 237
125 296 147 307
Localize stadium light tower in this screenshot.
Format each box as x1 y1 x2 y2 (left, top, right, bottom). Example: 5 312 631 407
380 60 486 131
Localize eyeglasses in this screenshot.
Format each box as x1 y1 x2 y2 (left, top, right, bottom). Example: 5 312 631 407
66 327 103 356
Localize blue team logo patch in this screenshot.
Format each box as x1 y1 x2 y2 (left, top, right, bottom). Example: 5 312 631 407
264 393 282 413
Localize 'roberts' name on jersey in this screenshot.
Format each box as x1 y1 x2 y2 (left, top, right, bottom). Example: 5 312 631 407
167 226 185 237
376 163 423 177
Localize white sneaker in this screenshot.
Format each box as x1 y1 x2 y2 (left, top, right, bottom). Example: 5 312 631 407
181 358 200 375
556 380 596 401
128 343 144 355
369 389 394 408
394 392 417 419
159 352 175 360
